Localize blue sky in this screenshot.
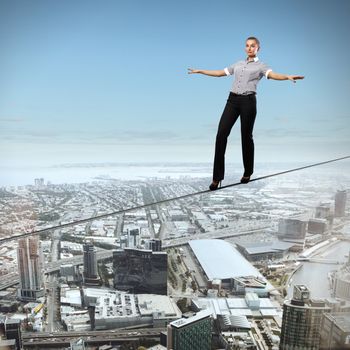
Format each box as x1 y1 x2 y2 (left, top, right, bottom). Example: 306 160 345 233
1 0 349 168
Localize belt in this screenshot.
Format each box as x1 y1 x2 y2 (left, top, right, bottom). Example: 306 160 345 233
231 92 256 96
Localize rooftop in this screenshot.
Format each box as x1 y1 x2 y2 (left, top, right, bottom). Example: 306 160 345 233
326 312 350 332
189 239 270 284
170 309 212 329
137 294 181 318
193 296 280 319
237 241 296 255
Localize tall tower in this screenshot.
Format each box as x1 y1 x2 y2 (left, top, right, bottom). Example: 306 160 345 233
335 190 347 217
280 285 331 350
17 237 43 300
83 242 100 286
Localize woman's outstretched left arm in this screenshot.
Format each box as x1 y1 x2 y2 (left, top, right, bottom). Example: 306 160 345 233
268 71 304 83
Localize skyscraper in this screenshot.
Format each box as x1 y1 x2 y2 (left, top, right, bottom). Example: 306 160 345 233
280 285 331 350
83 242 100 286
167 310 212 350
17 237 43 301
113 247 167 295
335 190 347 217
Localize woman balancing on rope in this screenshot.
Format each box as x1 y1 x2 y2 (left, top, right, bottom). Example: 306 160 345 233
188 37 304 190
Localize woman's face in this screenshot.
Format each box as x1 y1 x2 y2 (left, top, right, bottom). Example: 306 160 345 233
245 39 259 58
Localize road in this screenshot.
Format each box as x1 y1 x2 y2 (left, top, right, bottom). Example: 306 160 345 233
45 274 59 333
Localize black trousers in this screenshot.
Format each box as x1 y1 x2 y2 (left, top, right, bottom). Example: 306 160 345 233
213 92 257 181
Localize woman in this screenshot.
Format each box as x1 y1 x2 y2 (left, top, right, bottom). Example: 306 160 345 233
188 37 304 190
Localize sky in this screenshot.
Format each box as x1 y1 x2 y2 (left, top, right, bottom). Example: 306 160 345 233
1 0 350 170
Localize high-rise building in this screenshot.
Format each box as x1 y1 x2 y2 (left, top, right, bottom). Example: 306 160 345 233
319 312 350 349
128 228 140 248
278 218 307 242
335 190 347 217
146 238 162 252
315 203 331 219
332 250 350 301
307 218 327 235
4 319 22 350
17 237 43 301
0 317 16 350
167 310 212 350
280 285 331 350
113 248 167 295
83 243 100 286
34 178 44 187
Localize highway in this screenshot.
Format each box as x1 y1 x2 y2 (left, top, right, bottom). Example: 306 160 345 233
163 223 272 248
22 328 165 348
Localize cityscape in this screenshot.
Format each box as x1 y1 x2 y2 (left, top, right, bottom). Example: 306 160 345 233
0 161 349 350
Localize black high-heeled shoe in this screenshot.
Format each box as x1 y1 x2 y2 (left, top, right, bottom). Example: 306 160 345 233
209 180 221 191
240 176 251 184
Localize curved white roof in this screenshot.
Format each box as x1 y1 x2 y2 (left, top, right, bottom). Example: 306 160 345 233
189 239 265 281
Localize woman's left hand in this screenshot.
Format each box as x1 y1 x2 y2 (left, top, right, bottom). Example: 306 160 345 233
287 75 305 83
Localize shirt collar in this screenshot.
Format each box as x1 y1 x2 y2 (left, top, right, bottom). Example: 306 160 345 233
246 56 259 62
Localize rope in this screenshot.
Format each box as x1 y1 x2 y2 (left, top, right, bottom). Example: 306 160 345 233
1 155 349 244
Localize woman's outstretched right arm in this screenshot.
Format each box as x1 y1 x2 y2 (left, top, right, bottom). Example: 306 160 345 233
188 68 226 77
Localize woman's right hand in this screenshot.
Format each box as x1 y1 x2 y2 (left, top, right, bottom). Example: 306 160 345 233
188 68 200 74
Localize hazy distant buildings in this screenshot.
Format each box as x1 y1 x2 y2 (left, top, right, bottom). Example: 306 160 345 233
17 237 43 301
335 190 347 217
319 312 350 349
167 310 212 350
34 178 44 187
280 285 331 350
113 248 167 295
83 243 100 286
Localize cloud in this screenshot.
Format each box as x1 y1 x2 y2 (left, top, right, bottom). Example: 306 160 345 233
273 117 290 123
256 127 315 138
310 115 349 123
0 127 185 145
0 118 25 123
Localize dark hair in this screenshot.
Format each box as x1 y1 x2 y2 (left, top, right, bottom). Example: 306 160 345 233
246 36 260 47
